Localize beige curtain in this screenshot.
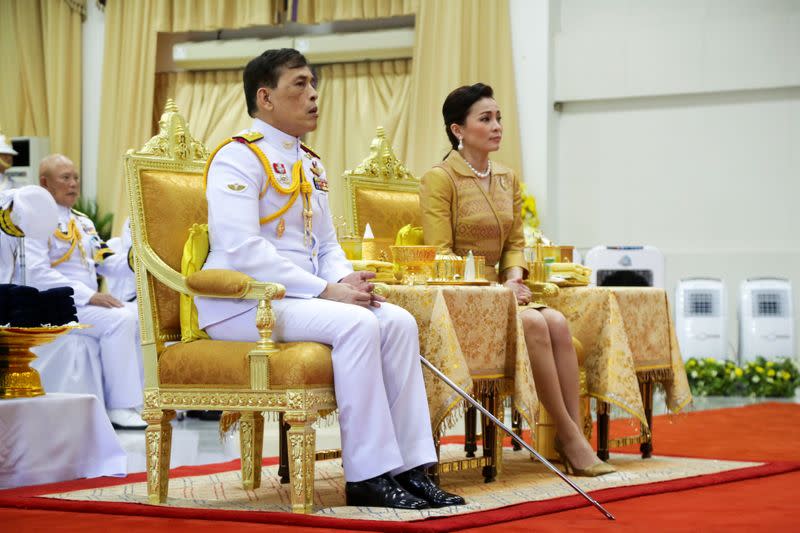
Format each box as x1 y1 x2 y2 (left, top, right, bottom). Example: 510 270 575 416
305 59 412 219
403 0 522 178
0 0 83 168
295 0 417 23
154 70 251 150
96 0 277 232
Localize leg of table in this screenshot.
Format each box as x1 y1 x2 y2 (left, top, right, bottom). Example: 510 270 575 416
511 408 522 451
429 432 442 485
481 391 497 483
640 381 654 458
596 401 610 461
464 405 477 458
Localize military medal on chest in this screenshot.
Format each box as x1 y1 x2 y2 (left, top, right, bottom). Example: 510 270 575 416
310 160 328 192
273 162 291 187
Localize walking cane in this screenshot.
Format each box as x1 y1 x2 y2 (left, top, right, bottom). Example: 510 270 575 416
420 356 615 520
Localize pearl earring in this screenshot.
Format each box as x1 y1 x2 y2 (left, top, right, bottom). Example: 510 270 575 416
457 137 463 151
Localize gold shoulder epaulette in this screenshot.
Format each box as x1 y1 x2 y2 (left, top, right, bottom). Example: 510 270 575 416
0 205 24 237
70 208 89 218
300 143 321 160
232 131 264 144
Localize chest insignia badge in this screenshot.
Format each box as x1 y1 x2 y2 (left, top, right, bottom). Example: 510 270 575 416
227 183 246 192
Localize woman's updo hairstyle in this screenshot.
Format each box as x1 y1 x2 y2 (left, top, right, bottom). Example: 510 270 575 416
442 83 494 150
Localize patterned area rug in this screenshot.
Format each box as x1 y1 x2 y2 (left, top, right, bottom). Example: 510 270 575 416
42 444 760 521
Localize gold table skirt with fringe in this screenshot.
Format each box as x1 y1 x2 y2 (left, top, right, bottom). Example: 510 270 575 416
543 286 693 428
385 284 692 439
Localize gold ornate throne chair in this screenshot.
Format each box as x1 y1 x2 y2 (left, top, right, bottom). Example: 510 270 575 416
343 126 421 250
125 100 337 514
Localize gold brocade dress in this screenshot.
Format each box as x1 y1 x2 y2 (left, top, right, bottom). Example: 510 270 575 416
420 151 545 309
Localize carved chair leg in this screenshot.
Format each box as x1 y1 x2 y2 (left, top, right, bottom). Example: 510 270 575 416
285 412 318 514
278 412 290 484
464 405 477 458
143 408 176 504
239 411 265 490
596 401 610 461
511 408 523 451
640 381 654 458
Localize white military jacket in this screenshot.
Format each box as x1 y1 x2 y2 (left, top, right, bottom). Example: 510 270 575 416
25 204 130 306
0 190 22 283
196 119 353 329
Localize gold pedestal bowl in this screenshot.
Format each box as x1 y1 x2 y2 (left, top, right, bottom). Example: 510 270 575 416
0 325 79 399
390 245 438 285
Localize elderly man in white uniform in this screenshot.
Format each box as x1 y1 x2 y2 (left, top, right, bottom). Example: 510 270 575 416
198 49 464 509
24 154 145 429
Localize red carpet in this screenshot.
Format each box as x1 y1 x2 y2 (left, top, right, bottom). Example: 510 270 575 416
2 402 799 531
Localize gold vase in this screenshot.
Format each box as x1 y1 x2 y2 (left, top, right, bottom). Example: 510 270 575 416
0 325 77 399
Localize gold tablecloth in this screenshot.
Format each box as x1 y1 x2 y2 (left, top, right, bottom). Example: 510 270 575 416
543 287 693 428
384 285 537 434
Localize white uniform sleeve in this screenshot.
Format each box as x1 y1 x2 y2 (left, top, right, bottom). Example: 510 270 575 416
24 237 96 306
206 143 328 298
314 192 353 283
96 248 131 280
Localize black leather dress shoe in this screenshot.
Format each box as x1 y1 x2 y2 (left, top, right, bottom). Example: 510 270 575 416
395 466 466 507
345 473 429 509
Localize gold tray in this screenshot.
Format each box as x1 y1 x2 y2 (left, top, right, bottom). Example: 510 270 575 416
426 280 492 286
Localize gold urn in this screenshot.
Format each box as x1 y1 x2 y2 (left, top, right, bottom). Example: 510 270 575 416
0 325 78 399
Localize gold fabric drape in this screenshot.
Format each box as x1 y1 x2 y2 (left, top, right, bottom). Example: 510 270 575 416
402 0 522 177
305 59 412 219
295 0 417 23
154 70 250 151
96 0 277 232
0 0 83 167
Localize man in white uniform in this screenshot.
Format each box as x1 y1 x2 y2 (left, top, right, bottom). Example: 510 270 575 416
25 154 146 429
105 218 136 303
198 49 464 509
0 131 18 193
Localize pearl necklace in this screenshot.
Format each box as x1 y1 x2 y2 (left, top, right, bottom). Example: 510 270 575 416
463 156 492 178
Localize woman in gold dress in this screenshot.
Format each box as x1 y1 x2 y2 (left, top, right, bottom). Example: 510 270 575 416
420 83 614 476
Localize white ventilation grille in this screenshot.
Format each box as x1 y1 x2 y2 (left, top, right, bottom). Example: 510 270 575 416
753 290 787 318
686 290 717 317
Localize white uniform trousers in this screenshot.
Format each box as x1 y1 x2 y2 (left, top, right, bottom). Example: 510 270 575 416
206 299 437 482
73 301 144 409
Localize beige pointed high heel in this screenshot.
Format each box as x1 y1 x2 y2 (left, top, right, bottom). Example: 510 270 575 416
554 436 616 477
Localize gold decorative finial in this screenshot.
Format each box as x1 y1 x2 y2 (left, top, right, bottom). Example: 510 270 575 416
137 100 209 161
164 99 178 113
347 127 414 182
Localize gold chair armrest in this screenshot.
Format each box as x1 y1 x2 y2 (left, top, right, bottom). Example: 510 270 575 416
186 269 286 300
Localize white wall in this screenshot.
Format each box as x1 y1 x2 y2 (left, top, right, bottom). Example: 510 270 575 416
507 0 800 358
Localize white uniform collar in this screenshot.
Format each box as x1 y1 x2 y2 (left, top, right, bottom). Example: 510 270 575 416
57 203 72 221
251 118 301 159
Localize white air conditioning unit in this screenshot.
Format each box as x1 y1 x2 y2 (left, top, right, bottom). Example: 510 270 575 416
738 278 795 363
5 137 50 187
675 278 727 361
583 245 665 288
172 28 415 70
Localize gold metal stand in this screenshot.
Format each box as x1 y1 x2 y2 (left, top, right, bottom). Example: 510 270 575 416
0 325 78 399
